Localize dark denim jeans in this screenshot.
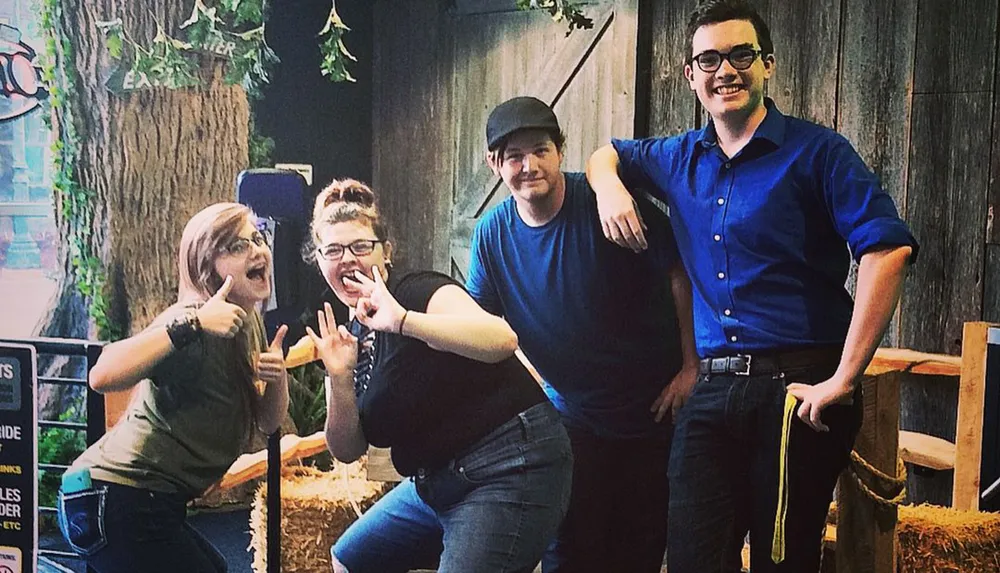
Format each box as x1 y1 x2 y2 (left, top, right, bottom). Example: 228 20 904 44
667 363 861 573
57 481 226 573
333 401 573 573
542 423 671 573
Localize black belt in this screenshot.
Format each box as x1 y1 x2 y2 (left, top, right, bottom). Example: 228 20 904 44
698 346 842 377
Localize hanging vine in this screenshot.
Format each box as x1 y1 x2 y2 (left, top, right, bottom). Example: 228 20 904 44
516 0 594 35
40 0 123 341
38 0 591 340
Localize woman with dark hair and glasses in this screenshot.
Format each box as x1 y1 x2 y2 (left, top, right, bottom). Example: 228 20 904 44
57 203 290 573
305 178 572 573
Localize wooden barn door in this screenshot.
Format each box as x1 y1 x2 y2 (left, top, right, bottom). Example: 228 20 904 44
447 0 639 280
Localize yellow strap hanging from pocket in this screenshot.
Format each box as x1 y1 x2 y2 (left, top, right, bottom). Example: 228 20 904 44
771 391 797 564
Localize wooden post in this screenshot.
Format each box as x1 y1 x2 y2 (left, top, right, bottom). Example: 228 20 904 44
837 372 900 573
953 322 991 510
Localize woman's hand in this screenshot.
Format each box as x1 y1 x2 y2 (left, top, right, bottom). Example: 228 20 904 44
196 276 248 338
350 266 408 334
305 302 358 377
256 325 289 392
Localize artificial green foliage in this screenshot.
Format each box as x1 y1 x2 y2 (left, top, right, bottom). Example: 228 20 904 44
318 3 356 83
287 362 328 436
43 0 124 341
37 407 88 532
515 0 594 35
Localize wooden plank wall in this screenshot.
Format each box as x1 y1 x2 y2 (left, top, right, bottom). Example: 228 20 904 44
371 0 454 275
646 0 999 355
642 0 999 506
374 0 1000 505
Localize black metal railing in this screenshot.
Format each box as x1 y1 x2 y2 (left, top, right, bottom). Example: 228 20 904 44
0 337 104 570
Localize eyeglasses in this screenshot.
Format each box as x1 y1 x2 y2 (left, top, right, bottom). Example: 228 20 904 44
689 47 763 73
224 231 268 256
316 239 382 261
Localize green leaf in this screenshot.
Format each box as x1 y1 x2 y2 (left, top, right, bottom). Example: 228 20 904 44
106 33 123 59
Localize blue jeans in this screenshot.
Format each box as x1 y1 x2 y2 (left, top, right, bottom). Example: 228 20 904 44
57 481 226 573
333 401 573 573
667 363 861 573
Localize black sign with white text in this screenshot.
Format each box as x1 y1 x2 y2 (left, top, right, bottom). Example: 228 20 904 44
0 344 36 573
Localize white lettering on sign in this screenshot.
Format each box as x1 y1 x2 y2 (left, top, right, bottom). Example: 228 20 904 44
0 488 19 503
0 363 12 379
0 426 19 440
0 503 20 519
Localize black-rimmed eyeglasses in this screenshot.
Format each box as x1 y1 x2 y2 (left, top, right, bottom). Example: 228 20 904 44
689 47 763 73
316 239 382 261
224 231 268 256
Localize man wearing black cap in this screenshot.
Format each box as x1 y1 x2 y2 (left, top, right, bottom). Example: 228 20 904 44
465 96 699 572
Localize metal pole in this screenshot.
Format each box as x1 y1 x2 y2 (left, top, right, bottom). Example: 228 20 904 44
267 431 281 573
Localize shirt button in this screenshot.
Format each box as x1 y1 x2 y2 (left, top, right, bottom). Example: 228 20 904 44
724 309 732 316
718 272 725 279
717 198 725 205
714 234 721 241
730 335 738 342
725 162 731 169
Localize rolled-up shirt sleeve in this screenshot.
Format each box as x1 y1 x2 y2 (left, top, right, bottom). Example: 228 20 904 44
822 135 920 263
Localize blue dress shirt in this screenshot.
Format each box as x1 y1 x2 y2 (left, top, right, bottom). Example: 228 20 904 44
613 99 918 358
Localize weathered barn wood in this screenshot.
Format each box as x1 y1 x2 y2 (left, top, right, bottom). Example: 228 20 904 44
900 93 990 356
645 0 700 137
446 0 638 280
372 0 454 274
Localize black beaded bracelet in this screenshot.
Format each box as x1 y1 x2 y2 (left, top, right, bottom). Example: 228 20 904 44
166 309 202 349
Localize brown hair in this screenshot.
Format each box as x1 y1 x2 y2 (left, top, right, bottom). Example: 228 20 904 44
309 179 391 255
174 202 262 438
684 0 774 64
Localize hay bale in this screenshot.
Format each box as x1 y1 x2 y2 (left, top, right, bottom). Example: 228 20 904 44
249 460 390 573
897 504 1000 572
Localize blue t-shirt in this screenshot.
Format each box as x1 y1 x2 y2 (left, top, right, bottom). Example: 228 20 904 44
613 99 919 358
467 172 683 438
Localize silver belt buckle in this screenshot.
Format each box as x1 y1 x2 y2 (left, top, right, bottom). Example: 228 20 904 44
735 354 752 376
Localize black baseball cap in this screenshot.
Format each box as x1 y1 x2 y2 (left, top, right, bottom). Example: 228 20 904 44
486 96 561 151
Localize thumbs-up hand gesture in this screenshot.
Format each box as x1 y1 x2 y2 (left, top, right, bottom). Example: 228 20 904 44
256 324 289 390
197 276 248 338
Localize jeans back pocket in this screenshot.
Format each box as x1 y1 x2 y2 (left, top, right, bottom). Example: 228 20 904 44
57 487 108 556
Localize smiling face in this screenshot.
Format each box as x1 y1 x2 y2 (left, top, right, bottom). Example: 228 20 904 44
684 19 774 125
315 220 391 308
489 129 565 209
212 218 273 310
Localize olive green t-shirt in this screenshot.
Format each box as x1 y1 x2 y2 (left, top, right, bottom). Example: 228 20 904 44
71 302 265 498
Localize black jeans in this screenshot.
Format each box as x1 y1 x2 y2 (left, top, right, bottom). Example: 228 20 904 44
667 363 861 573
542 423 671 573
58 481 226 573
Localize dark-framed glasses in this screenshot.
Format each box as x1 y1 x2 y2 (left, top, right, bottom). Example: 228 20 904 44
316 239 382 261
689 47 762 73
224 231 268 255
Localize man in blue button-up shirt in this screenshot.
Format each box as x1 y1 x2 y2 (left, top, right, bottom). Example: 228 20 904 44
587 1 917 572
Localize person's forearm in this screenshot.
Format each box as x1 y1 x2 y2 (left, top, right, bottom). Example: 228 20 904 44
587 144 625 192
669 262 700 367
324 371 368 462
89 327 176 393
834 246 914 384
401 312 518 363
257 375 290 435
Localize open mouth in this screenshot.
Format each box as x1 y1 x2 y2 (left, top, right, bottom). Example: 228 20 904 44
714 84 745 96
246 262 268 282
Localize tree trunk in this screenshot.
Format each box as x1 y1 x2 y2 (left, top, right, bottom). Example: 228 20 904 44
42 0 250 340
37 1 249 425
